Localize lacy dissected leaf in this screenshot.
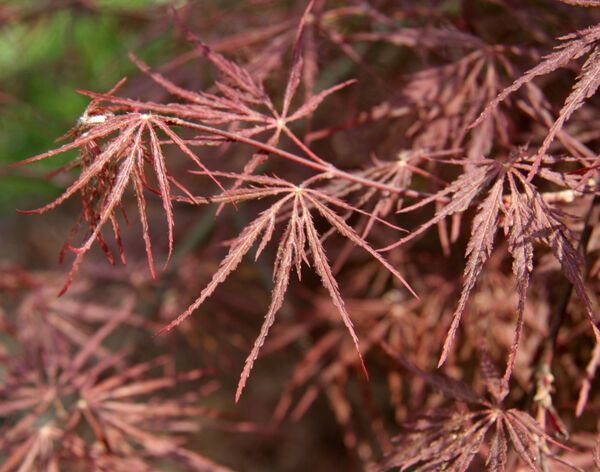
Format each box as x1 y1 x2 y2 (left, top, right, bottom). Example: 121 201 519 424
381 344 567 472
439 177 504 367
381 403 564 471
530 186 598 330
502 173 534 385
486 422 509 470
11 95 220 294
473 17 600 175
235 201 296 402
402 47 520 159
0 295 228 472
383 154 597 376
135 2 354 160
535 47 600 167
381 161 501 252
381 410 490 471
325 149 453 240
12 3 359 298
7 273 153 362
157 174 414 401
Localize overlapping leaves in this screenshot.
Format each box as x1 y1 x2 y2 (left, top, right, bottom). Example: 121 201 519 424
160 172 415 401
475 0 600 175
382 153 597 384
0 297 227 471
380 344 569 472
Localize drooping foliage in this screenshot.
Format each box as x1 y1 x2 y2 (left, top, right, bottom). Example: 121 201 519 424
3 0 600 470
